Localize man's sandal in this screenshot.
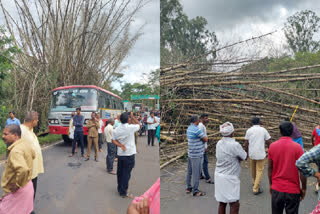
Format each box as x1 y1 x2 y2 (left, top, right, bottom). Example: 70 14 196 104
193 191 206 197
185 188 192 194
206 179 214 184
121 193 134 199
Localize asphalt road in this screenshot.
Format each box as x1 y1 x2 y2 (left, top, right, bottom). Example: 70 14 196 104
0 135 160 214
161 156 318 214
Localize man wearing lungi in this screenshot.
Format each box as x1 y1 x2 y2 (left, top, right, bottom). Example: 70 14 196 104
0 124 35 214
215 122 247 214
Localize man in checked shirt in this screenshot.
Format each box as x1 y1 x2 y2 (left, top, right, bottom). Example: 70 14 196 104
296 145 320 193
296 145 320 213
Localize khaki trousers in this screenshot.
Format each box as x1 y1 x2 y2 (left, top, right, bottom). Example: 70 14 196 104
87 136 98 158
250 159 265 192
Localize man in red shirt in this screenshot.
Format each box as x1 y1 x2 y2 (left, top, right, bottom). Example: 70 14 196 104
268 121 306 214
312 126 320 147
311 125 320 192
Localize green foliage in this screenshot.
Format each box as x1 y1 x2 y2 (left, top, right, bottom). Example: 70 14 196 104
0 26 20 127
284 10 320 53
121 83 154 101
0 106 9 129
0 138 6 155
38 134 62 145
161 0 218 65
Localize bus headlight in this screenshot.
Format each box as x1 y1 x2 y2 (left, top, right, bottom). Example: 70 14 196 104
49 119 59 124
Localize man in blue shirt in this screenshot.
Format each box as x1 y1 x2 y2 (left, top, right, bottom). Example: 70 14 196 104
69 107 85 157
186 115 208 196
5 111 21 127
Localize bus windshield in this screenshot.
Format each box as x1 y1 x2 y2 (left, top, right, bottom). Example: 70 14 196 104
50 88 98 112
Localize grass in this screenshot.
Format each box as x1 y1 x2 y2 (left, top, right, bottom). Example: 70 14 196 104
38 134 62 145
0 133 62 155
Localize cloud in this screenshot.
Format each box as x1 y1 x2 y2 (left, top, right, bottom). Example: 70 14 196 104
116 0 160 89
179 0 320 31
177 0 320 58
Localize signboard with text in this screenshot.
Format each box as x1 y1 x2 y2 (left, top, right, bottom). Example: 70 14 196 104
131 95 159 100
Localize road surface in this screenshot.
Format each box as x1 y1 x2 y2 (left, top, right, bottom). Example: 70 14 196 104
161 156 318 214
0 135 159 214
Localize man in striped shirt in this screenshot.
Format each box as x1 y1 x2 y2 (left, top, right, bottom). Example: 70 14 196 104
185 115 208 196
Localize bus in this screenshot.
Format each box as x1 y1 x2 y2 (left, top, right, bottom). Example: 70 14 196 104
48 85 123 142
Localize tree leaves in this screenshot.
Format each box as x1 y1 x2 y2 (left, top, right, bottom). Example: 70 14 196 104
284 10 320 53
160 0 218 65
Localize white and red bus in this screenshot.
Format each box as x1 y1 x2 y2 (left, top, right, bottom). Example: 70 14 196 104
48 85 123 142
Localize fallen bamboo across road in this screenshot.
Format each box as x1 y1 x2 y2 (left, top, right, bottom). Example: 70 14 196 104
160 51 320 169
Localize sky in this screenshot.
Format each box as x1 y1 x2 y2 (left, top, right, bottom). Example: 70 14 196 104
0 0 160 91
114 0 160 90
179 0 320 58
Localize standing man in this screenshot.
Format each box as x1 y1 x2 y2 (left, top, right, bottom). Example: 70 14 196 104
5 111 21 127
85 112 100 162
143 114 148 136
245 117 271 195
96 113 104 152
312 125 320 192
147 112 157 146
105 118 116 174
70 107 85 157
215 122 247 214
112 112 141 198
185 115 208 197
296 144 320 201
0 124 35 213
312 125 320 148
199 113 214 184
268 121 306 214
20 111 44 213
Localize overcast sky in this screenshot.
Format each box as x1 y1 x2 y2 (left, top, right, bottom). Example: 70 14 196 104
0 0 160 91
180 0 320 57
114 0 159 90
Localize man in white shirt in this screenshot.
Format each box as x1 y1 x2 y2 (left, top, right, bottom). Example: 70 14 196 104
198 113 214 184
96 113 104 152
245 117 271 195
112 112 141 198
104 118 116 174
147 112 157 146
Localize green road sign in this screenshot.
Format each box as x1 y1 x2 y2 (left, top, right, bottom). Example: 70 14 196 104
131 95 159 100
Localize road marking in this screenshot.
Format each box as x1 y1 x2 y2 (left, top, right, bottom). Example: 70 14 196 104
0 140 64 166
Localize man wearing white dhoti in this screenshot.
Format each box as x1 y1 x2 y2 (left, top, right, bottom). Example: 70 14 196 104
214 122 247 214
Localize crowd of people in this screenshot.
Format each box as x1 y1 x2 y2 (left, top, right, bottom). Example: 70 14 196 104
0 108 160 214
186 114 320 214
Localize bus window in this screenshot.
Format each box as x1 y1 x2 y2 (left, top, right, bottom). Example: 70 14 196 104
105 94 111 109
116 100 122 110
98 94 105 109
111 98 116 109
